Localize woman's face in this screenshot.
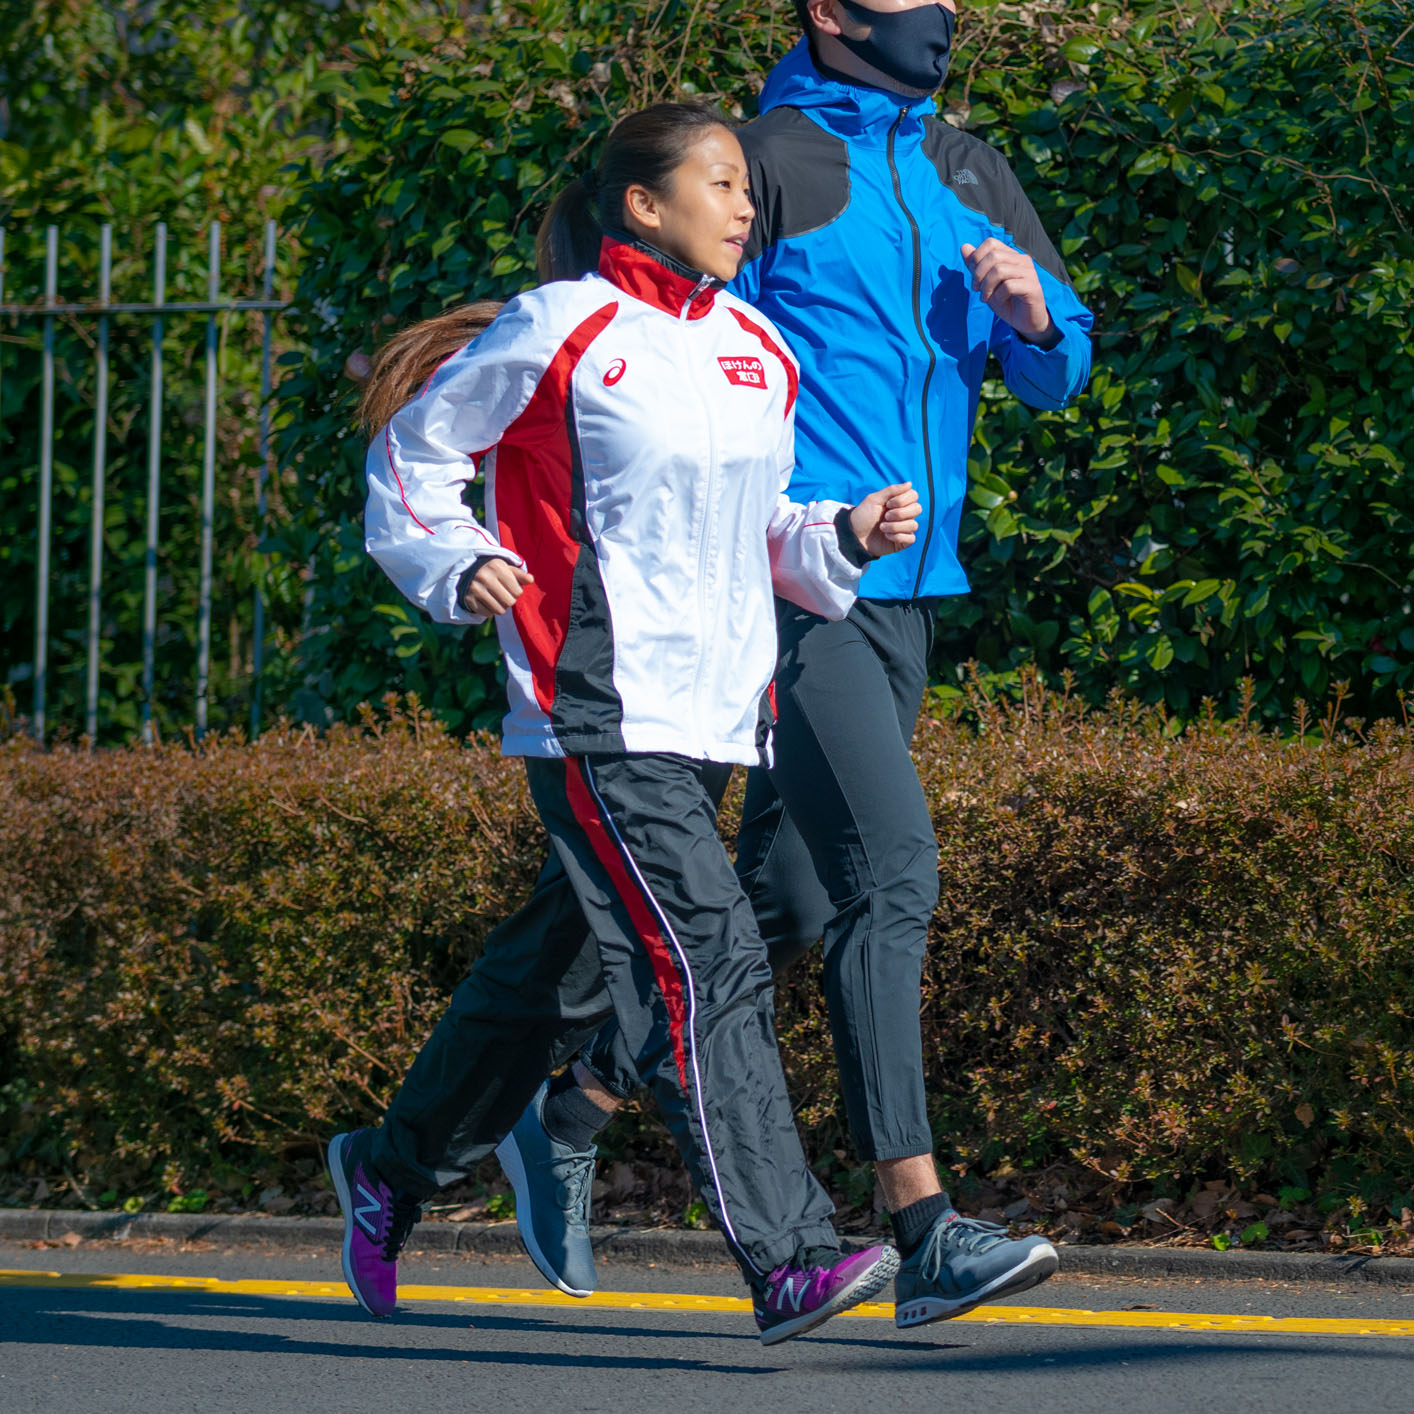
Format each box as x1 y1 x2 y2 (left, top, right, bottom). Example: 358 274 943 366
624 127 755 283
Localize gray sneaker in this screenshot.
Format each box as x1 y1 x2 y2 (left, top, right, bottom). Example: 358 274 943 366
493 1082 597 1297
894 1211 1058 1328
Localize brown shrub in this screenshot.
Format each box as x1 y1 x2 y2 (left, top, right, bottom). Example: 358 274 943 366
0 700 543 1198
2 690 1411 1221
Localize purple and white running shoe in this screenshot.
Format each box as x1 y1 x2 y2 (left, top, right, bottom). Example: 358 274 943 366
754 1243 900 1345
327 1128 422 1319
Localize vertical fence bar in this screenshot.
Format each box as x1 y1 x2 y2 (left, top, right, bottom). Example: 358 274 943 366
141 223 166 745
0 231 5 685
35 226 58 743
86 226 112 743
197 221 219 737
0 228 5 541
0 227 5 411
251 218 275 739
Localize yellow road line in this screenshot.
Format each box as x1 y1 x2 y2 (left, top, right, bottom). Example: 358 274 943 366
2 1269 1411 1339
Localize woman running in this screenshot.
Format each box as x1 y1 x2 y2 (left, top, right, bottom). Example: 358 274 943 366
329 102 920 1345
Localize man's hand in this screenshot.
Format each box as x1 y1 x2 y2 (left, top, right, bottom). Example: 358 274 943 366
960 239 1057 345
849 482 922 560
461 557 535 616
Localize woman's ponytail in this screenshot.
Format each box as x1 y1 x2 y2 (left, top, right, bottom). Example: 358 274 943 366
357 299 504 435
361 102 736 431
536 174 604 283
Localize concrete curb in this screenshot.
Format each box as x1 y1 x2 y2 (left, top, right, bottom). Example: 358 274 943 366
3 1209 1412 1286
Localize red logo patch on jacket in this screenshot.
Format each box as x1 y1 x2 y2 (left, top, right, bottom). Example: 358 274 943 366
718 356 767 389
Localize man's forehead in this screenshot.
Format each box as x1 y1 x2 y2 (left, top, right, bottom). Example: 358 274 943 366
835 0 957 13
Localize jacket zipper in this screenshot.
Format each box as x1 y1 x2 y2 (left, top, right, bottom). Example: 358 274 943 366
887 107 938 601
693 351 718 747
683 283 718 744
680 274 720 745
682 274 714 319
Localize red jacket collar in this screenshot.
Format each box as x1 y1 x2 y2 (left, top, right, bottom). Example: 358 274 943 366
598 235 720 321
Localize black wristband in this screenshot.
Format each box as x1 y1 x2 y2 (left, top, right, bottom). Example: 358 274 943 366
456 555 502 612
834 505 875 567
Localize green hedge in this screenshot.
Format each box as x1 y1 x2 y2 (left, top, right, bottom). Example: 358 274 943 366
0 0 397 739
3 692 1410 1243
275 0 1414 732
5 0 1409 740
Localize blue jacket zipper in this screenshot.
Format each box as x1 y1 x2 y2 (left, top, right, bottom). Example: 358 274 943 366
886 107 938 602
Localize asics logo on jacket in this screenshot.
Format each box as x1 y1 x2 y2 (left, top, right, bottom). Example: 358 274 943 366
730 41 1095 601
365 237 866 767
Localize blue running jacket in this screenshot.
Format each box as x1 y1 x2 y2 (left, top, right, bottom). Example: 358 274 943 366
730 40 1094 601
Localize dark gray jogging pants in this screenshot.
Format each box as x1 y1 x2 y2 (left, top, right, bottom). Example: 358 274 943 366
582 596 940 1162
371 751 836 1278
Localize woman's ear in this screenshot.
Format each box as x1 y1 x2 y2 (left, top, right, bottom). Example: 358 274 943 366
623 182 662 232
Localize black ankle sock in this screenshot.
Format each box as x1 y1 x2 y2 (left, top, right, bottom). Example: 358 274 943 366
892 1193 953 1258
541 1070 613 1151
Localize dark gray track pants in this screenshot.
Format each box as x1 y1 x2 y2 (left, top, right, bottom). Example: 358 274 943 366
582 597 940 1161
371 751 836 1278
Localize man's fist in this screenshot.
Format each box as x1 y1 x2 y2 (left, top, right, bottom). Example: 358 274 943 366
960 238 1057 345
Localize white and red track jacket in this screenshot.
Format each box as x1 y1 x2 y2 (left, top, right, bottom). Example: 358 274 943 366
365 236 868 766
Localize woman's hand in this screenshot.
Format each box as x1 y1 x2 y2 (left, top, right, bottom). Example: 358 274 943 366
461 557 535 616
849 482 922 560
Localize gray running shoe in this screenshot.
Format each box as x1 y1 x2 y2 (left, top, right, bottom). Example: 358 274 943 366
894 1211 1058 1328
494 1082 597 1298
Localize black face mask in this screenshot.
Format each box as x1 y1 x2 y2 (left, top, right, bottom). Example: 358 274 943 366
833 0 955 93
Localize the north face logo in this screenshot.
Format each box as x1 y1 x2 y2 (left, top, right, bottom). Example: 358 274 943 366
719 355 767 389
953 168 978 185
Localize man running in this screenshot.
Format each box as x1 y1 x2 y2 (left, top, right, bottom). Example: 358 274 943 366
496 0 1094 1330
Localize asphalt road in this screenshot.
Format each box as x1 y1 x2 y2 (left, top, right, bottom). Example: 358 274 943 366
2 1236 1411 1414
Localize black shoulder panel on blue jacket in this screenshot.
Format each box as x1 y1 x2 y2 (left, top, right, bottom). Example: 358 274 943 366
919 119 1073 288
738 106 851 265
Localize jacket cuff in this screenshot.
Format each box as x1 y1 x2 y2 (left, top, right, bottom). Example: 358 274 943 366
1020 316 1065 351
833 506 875 568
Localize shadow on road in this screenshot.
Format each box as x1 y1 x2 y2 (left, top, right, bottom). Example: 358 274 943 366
848 1335 1414 1374
2 1288 791 1373
1 1282 937 1353
7 1285 1405 1376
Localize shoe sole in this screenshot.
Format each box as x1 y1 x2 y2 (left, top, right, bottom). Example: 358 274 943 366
759 1247 901 1347
326 1133 393 1320
494 1130 594 1299
894 1241 1059 1328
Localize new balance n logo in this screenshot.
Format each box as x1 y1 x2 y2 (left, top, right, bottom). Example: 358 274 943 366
775 1275 808 1312
354 1182 382 1238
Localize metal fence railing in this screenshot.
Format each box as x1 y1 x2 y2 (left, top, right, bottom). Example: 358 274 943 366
0 219 286 743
